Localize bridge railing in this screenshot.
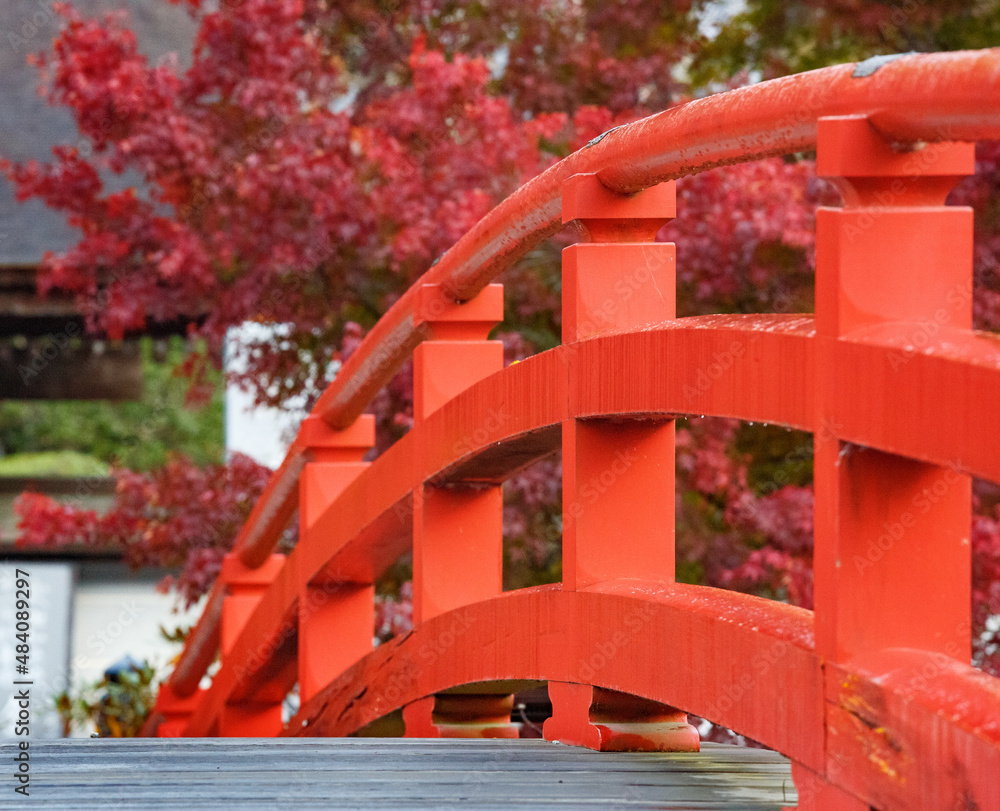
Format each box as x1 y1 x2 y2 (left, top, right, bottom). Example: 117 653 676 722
147 50 1000 811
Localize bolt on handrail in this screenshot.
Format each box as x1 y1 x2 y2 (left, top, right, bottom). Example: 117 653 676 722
169 48 1000 699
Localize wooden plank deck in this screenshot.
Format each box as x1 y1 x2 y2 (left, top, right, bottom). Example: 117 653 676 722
3 738 797 809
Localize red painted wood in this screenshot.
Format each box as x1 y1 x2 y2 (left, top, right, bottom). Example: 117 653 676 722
170 316 1000 737
218 553 285 736
299 583 374 705
813 116 973 673
283 584 822 768
220 554 286 654
414 282 504 341
312 50 1000 431
298 433 417 585
409 283 509 731
562 243 677 342
157 52 1000 809
829 329 1000 483
168 585 224 698
561 174 678 599
297 415 376 703
175 320 819 735
219 702 283 738
402 693 520 739
554 174 694 750
171 317 1000 726
543 682 700 752
561 174 675 243
562 419 676 590
164 50 1000 620
413 486 503 622
183 559 299 736
824 652 1000 810
411 283 505 626
235 443 306 569
791 763 870 811
149 683 205 738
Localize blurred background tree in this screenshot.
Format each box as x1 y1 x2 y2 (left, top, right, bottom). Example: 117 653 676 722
0 336 224 472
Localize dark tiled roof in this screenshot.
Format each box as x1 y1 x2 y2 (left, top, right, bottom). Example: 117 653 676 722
0 1 196 265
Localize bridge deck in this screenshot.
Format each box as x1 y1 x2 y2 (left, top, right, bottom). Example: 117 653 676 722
7 738 797 809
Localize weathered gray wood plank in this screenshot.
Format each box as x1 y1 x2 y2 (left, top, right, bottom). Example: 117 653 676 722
1 738 797 809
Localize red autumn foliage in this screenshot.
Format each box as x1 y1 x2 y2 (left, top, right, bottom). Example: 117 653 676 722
15 453 276 609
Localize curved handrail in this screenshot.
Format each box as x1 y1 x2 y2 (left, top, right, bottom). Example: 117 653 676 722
170 47 1000 698
311 48 1000 430
242 48 1000 567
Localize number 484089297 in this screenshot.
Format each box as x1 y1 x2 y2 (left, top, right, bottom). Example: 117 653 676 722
14 569 30 673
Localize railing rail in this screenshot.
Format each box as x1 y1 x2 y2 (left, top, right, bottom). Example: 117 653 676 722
152 49 1000 811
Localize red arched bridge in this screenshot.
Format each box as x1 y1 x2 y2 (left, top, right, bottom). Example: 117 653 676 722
144 50 1000 810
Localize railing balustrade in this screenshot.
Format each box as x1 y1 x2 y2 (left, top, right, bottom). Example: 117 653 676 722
146 50 1000 811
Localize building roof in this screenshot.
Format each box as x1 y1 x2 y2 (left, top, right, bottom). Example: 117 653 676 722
0 0 196 266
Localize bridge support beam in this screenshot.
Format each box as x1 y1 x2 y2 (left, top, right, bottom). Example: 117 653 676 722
809 115 975 807
402 693 520 739
298 415 376 704
544 683 700 752
219 553 286 736
406 283 517 737
548 173 697 752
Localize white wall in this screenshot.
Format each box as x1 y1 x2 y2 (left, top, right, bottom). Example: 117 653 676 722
69 577 203 690
0 562 72 738
224 323 303 468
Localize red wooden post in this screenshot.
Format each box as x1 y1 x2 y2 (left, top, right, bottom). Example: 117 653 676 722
402 692 519 739
297 414 376 704
406 282 516 737
545 172 698 752
411 282 505 622
152 683 204 738
218 553 286 736
545 683 699 753
560 174 678 591
810 115 975 806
